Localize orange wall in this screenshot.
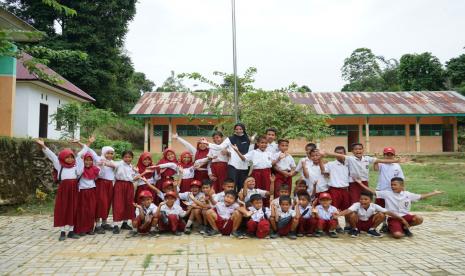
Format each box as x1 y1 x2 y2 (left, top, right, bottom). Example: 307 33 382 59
0 76 16 136
147 116 456 154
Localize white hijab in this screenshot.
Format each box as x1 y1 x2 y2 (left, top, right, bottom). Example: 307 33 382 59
100 146 115 161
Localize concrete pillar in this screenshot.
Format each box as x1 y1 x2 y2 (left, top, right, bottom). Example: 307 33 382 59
168 117 172 148
405 124 410 153
453 118 458 152
415 117 421 153
0 46 17 137
365 117 370 153
144 119 149 152
149 119 153 153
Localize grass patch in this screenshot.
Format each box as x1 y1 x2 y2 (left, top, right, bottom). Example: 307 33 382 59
142 254 153 269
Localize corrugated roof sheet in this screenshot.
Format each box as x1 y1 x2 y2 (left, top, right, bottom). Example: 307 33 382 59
16 53 95 102
129 91 465 117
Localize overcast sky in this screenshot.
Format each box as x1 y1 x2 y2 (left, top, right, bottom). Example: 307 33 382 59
125 0 465 92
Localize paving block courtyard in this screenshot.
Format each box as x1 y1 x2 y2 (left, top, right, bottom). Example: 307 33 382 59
1 212 465 275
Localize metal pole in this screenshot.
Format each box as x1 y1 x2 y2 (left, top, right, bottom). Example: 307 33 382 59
231 0 239 123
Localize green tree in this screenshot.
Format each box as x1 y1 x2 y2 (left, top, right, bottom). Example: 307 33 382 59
179 68 332 141
156 70 190 92
3 0 153 114
398 52 446 91
446 53 465 94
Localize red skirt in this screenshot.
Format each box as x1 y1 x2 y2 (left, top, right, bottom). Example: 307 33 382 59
95 178 113 220
54 179 79 227
210 162 228 192
274 172 292 198
194 170 209 183
112 180 135 221
180 178 193 193
135 184 154 204
252 168 271 206
74 188 97 234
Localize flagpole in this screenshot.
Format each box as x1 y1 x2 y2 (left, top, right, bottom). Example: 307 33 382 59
231 0 239 123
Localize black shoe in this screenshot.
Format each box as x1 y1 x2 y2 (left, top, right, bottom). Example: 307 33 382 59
367 229 382 238
313 230 322 237
343 226 352 233
87 230 95 235
67 231 80 239
59 231 66 241
297 233 304 237
329 231 338 238
404 228 413 237
199 225 207 235
184 227 192 235
121 222 133 231
102 224 113 231
350 229 359 238
150 229 159 237
78 232 86 236
175 231 183 236
287 231 297 240
127 230 138 238
95 226 105 234
208 230 222 237
270 231 278 239
113 226 120 234
380 223 389 233
336 227 344 234
230 230 241 238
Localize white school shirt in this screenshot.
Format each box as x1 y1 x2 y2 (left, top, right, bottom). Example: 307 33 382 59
248 206 271 222
346 155 377 182
348 202 387 221
215 202 239 220
316 205 337 220
179 192 205 206
243 188 267 203
377 163 405 191
208 138 251 170
296 158 328 193
207 146 229 163
79 176 98 190
324 160 350 188
135 203 157 217
213 191 225 203
42 147 85 180
298 205 312 219
244 149 273 169
266 142 279 154
87 148 115 181
277 208 296 219
160 204 186 217
272 152 296 171
376 190 421 216
114 161 137 182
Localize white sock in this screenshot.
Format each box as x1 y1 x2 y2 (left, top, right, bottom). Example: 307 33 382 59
150 226 156 231
69 226 74 231
60 227 66 232
102 219 107 225
369 228 375 231
186 220 193 228
96 222 102 227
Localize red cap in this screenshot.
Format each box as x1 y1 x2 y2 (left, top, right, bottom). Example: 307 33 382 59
162 180 174 189
319 192 332 200
164 191 177 199
138 190 153 200
191 180 202 187
383 147 396 154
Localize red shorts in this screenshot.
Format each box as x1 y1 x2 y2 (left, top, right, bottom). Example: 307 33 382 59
210 162 228 192
357 217 374 232
375 198 385 208
274 172 292 198
246 219 270 239
158 214 185 233
277 218 293 236
298 217 318 235
215 214 234 235
328 187 350 210
317 219 338 232
349 181 368 204
388 214 416 234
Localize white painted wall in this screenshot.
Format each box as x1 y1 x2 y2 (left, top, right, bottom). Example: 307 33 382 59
13 82 84 140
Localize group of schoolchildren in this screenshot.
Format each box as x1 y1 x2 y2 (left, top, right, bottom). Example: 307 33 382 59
36 124 443 241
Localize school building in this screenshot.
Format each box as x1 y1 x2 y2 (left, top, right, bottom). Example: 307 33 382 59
129 91 465 155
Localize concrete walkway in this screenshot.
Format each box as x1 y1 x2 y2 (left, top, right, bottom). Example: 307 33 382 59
0 212 464 275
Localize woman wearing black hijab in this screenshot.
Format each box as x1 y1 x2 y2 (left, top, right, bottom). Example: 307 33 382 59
202 123 251 191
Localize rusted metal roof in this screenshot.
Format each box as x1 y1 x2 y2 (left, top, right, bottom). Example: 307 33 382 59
16 53 95 102
129 91 465 117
